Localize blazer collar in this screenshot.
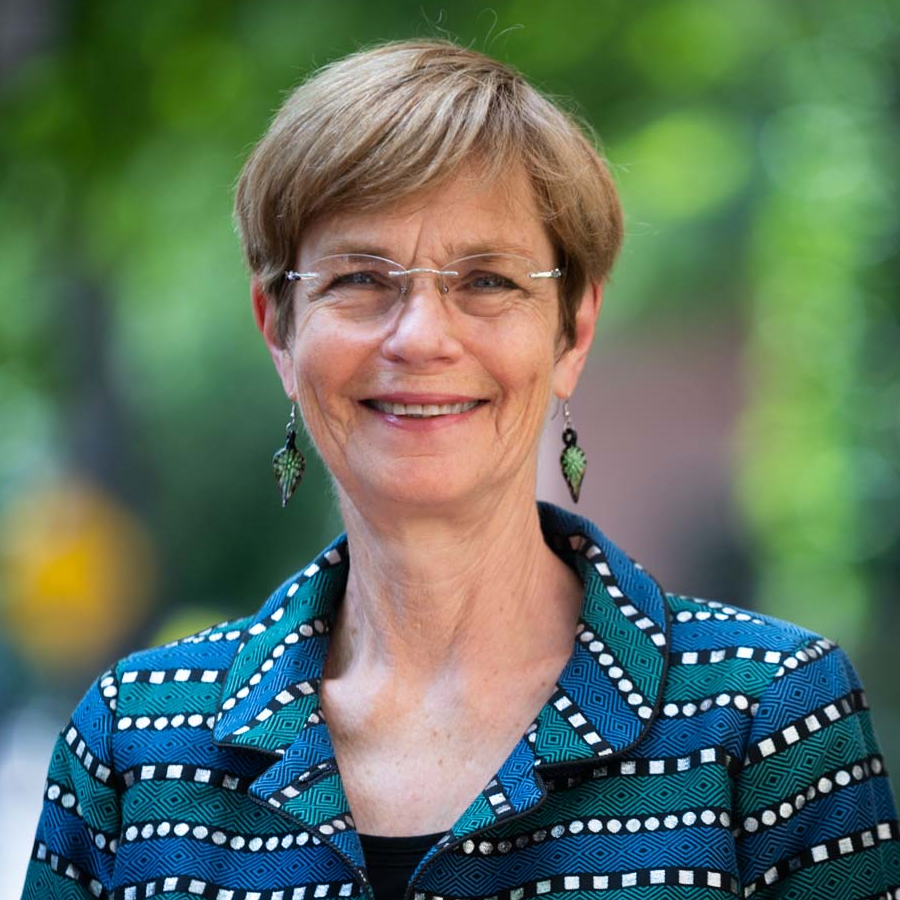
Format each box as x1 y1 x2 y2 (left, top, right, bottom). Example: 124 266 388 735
212 503 669 863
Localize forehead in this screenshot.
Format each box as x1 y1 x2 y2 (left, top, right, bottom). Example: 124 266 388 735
299 163 553 263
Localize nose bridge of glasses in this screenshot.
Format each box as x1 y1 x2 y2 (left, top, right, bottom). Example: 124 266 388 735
389 266 460 296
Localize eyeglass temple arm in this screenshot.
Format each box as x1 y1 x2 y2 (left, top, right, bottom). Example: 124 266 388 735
285 271 317 281
529 268 563 279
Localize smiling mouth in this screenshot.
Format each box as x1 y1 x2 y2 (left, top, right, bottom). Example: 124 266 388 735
365 400 482 418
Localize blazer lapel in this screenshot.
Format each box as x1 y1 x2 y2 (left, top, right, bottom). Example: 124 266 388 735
426 504 671 847
211 537 366 873
532 502 670 767
212 537 346 756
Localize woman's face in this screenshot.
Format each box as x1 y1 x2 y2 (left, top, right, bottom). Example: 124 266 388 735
257 164 599 516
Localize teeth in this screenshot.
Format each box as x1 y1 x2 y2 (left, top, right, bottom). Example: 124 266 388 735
370 400 479 417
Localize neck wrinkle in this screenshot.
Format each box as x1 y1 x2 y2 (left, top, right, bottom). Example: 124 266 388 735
326 490 582 687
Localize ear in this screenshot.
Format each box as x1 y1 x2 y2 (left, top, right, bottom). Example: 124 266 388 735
252 279 296 400
553 281 603 400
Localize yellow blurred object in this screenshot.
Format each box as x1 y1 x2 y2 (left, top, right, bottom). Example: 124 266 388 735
0 478 155 676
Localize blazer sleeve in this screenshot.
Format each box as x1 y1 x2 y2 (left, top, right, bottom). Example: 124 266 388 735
734 637 900 897
21 668 121 900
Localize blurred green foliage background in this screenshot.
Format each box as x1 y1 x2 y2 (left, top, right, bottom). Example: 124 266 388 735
0 0 898 854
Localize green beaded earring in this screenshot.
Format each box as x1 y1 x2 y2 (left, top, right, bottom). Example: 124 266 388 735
560 399 586 503
272 403 305 507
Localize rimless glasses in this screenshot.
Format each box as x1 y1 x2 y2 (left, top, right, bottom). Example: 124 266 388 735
285 253 563 319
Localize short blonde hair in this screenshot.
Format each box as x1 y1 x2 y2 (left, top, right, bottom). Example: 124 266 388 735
235 39 623 347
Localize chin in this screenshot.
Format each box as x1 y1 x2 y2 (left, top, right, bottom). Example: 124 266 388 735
342 466 484 515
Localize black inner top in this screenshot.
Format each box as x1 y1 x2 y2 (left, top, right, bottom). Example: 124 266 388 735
359 832 444 900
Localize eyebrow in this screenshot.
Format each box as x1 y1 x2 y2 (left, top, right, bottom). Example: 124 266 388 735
312 242 394 260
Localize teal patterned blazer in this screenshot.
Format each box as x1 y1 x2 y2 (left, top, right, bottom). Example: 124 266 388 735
23 503 900 899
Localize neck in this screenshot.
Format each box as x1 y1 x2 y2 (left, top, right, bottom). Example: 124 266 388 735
325 490 583 688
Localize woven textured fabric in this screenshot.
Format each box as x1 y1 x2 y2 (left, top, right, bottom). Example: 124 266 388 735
23 503 900 899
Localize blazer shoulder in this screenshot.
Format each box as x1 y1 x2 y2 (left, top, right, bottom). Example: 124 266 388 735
664 592 832 652
112 614 253 681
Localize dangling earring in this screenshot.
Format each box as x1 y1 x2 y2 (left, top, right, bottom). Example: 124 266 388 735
559 398 586 503
272 403 305 507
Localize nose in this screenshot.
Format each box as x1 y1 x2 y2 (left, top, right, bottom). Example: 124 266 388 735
396 267 454 295
380 275 464 367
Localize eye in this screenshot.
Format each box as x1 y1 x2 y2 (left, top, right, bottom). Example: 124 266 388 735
329 270 390 288
463 270 520 292
314 267 396 301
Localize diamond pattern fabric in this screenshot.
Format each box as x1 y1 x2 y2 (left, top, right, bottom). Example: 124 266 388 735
23 504 899 899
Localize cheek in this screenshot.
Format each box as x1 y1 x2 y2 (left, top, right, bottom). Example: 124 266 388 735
287 318 377 428
291 313 353 381
287 325 343 418
470 327 557 429
486 316 558 385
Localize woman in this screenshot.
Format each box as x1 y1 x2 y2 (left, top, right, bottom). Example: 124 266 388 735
24 40 899 900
